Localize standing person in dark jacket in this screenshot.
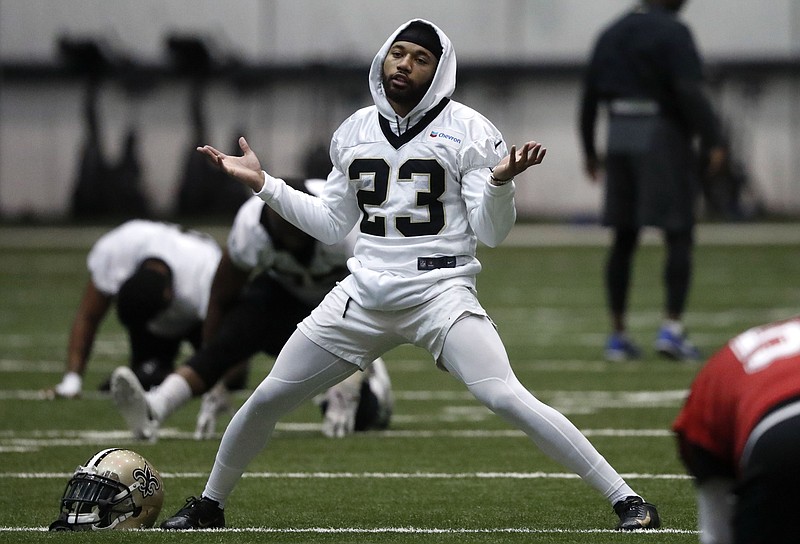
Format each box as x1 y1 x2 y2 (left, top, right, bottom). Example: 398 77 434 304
579 0 726 362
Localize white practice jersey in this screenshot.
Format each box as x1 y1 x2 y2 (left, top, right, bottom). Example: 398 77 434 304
227 192 355 306
256 19 515 310
87 220 222 336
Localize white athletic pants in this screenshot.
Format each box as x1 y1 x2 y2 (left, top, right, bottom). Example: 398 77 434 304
203 315 633 506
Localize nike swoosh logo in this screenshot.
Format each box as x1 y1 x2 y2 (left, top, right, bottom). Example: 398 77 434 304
197 517 218 529
636 511 651 527
494 140 502 149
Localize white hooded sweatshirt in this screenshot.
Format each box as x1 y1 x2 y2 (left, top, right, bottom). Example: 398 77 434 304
256 19 515 310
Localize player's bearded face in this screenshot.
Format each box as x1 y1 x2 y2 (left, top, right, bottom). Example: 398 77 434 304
382 42 437 113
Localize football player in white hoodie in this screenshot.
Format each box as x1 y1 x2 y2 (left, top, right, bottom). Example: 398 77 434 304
160 19 659 531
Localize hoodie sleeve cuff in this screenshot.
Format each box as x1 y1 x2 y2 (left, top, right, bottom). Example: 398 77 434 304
485 178 515 195
254 171 281 201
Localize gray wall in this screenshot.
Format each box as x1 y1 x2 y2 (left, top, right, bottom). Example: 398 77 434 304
1 0 799 220
5 1 798 64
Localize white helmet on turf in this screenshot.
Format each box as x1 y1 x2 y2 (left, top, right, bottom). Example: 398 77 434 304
49 448 163 531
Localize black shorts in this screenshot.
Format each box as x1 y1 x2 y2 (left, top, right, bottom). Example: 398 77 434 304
186 273 315 387
603 115 699 231
734 400 800 544
126 322 202 389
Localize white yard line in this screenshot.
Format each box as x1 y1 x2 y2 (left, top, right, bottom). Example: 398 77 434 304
0 525 699 534
503 222 800 247
0 387 687 403
1 470 689 480
0 425 675 454
2 222 799 249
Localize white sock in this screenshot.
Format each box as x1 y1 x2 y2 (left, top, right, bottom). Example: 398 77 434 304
608 485 638 506
663 319 684 336
146 374 192 423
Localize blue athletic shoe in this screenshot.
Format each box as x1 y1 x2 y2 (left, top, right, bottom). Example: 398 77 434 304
654 327 700 361
604 333 642 362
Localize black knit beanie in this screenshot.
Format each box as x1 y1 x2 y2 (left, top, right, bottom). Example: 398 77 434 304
393 21 442 59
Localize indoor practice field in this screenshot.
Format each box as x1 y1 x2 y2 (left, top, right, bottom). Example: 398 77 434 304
1 222 799 544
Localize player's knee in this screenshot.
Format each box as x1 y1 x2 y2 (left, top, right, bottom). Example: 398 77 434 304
132 360 171 390
248 377 307 416
469 380 519 415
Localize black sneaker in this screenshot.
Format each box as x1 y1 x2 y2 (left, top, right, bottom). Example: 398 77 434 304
160 496 225 530
613 496 660 530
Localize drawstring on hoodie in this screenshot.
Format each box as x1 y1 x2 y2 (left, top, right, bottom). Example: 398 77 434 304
393 116 411 136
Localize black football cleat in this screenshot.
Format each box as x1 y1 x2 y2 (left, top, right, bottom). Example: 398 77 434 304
160 496 225 530
613 496 661 530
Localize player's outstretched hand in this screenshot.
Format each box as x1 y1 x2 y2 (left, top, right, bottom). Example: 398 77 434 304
321 387 359 438
321 377 362 438
193 383 232 440
41 372 82 400
491 141 547 183
197 136 266 192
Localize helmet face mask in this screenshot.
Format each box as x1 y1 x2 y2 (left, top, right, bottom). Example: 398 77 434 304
57 471 138 529
50 449 163 531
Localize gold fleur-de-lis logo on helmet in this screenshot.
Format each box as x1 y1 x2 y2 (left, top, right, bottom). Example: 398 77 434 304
132 464 161 498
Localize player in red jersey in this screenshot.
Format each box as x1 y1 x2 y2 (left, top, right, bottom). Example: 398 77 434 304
673 316 800 543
